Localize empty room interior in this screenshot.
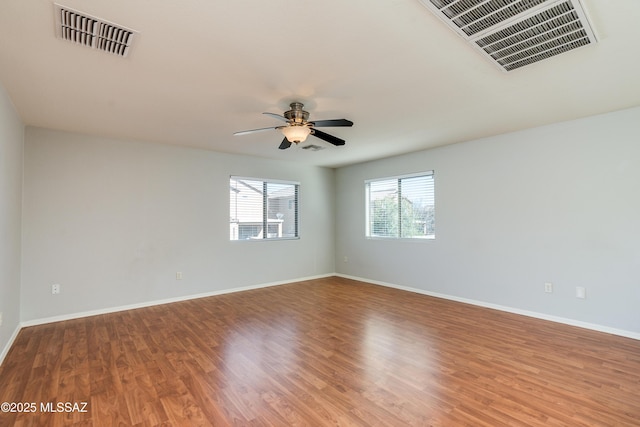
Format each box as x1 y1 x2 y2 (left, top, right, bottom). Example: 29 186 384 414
1 0 639 425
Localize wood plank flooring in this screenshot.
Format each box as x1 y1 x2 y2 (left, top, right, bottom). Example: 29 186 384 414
1 276 639 426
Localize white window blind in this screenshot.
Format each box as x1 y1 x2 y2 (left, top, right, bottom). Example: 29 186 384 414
230 177 299 240
366 172 435 239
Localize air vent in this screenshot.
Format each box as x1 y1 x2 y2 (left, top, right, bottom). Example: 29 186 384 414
419 0 596 71
54 4 137 57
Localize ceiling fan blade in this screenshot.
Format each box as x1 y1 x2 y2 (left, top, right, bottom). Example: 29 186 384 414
263 112 289 122
312 129 345 146
310 119 353 127
233 126 277 136
278 138 292 150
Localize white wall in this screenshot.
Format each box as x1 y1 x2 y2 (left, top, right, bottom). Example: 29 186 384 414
21 128 335 322
0 83 23 360
335 106 640 335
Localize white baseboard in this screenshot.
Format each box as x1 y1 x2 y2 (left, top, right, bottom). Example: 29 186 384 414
335 273 640 341
0 324 22 366
20 273 333 328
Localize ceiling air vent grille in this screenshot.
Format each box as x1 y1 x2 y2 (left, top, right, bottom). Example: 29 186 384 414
419 0 596 71
54 4 137 57
301 144 325 151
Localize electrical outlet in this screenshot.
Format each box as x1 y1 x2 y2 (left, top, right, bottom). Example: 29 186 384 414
544 282 553 293
176 272 183 280
0 312 3 327
52 283 61 295
576 286 586 299
343 256 348 263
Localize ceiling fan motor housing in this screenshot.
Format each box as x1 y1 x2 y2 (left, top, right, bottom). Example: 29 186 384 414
284 102 310 124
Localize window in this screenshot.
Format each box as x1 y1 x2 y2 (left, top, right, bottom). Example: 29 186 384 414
230 177 299 240
366 172 434 239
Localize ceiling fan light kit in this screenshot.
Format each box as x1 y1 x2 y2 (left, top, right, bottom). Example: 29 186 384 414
234 102 353 150
281 125 311 143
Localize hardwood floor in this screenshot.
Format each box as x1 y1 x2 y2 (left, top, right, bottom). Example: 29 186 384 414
1 276 639 426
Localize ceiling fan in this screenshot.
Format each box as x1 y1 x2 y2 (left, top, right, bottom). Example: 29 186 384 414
234 102 353 150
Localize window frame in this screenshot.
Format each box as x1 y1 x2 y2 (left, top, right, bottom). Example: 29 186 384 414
230 176 300 241
365 171 435 240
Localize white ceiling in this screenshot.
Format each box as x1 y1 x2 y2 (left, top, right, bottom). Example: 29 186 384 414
1 0 639 168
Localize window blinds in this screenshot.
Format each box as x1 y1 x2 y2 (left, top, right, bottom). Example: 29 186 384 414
366 172 435 239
